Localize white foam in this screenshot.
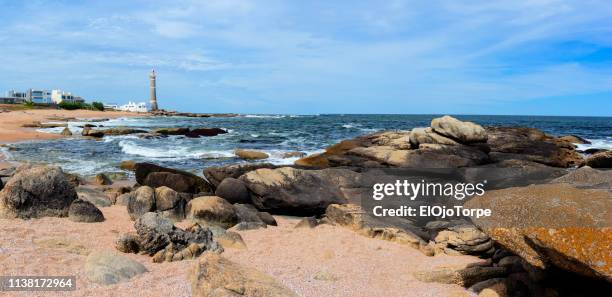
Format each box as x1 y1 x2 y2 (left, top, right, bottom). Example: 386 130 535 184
242 114 286 119
118 140 234 160
576 137 612 152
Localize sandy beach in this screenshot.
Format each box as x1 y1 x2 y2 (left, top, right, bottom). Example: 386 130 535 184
0 106 141 168
0 205 481 297
0 107 140 144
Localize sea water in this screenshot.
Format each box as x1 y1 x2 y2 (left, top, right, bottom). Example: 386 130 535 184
4 114 611 176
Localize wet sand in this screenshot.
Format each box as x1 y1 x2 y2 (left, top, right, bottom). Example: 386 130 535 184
0 206 480 297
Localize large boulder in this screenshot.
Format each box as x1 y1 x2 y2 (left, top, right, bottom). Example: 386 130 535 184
430 115 488 143
325 204 426 250
135 163 212 193
233 203 265 224
68 199 104 223
409 127 458 147
466 183 612 281
426 220 493 255
190 252 299 297
550 166 612 189
186 196 238 228
585 151 612 168
76 186 112 207
154 186 185 221
413 265 507 287
203 163 277 188
133 212 176 255
85 250 148 285
214 178 251 203
349 144 488 168
0 165 78 218
127 186 155 220
486 127 583 168
133 212 222 261
239 167 351 215
558 135 590 144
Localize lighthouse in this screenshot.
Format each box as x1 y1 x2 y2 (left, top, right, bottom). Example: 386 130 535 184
149 69 158 111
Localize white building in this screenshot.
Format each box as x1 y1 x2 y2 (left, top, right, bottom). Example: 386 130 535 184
28 89 53 104
117 101 148 112
51 89 84 104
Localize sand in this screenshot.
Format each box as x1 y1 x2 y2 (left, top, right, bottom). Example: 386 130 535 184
0 108 139 144
0 107 141 169
0 205 481 297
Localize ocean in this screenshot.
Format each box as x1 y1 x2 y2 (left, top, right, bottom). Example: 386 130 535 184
3 114 611 176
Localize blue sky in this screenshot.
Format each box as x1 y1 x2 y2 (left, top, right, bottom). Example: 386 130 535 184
0 0 611 116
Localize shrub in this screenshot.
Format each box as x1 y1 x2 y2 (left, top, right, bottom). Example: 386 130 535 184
58 101 84 110
92 101 104 111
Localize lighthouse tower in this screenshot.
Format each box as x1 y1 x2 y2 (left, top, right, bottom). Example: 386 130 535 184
149 69 158 111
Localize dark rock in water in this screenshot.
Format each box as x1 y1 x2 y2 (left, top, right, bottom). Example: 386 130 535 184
190 252 299 297
81 126 105 138
0 165 78 218
214 178 251 204
135 162 212 194
115 232 141 254
68 199 104 222
95 173 113 185
153 127 190 135
61 127 73 136
203 163 277 188
558 134 591 144
82 127 147 138
127 186 155 220
233 203 264 224
186 196 238 228
185 128 227 138
585 150 612 168
239 167 351 215
100 127 148 136
486 127 584 168
465 183 612 282
257 211 277 226
581 148 608 155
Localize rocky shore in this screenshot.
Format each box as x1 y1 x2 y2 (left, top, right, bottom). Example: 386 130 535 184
0 115 610 296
